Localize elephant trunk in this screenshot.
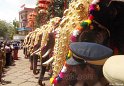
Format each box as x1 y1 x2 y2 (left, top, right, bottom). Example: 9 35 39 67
30 48 41 56
33 54 40 75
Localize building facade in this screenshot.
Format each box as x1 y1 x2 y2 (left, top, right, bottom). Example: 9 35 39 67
19 7 35 28
15 7 35 40
18 7 35 36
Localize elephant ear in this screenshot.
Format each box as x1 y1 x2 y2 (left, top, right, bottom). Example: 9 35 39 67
42 32 55 58
47 32 55 49
34 34 43 51
78 21 110 46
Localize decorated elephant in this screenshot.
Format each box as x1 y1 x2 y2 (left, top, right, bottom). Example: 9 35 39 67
50 0 124 86
24 0 124 86
45 0 91 80
50 19 112 86
23 32 33 59
27 17 61 85
26 0 92 85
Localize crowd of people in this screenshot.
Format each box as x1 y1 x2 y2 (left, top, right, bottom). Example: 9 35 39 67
0 41 20 83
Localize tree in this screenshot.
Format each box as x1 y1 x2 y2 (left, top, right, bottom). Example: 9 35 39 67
13 19 19 34
35 0 71 28
7 24 15 39
0 20 15 39
0 20 8 37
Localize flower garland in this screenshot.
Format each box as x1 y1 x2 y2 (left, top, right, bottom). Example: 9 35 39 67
50 51 71 85
50 0 102 85
50 62 68 85
70 0 101 42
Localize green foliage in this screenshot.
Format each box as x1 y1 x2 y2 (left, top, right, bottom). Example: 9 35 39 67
35 0 70 28
52 0 64 17
7 25 15 39
0 20 8 37
0 20 15 39
13 19 19 34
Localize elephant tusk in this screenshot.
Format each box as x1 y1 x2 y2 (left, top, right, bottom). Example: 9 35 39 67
30 48 41 56
42 48 52 58
42 57 54 66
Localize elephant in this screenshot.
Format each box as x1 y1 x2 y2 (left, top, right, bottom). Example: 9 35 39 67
20 16 60 86
31 32 55 86
29 31 43 71
29 17 61 85
53 20 111 86
23 32 32 59
52 0 124 86
50 0 92 79
25 1 92 84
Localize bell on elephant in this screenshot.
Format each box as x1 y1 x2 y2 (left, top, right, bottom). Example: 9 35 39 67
103 55 124 86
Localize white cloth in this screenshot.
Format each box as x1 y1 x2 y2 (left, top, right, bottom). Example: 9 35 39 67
103 55 124 86
5 46 10 49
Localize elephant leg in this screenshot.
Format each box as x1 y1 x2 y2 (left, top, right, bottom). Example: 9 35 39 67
29 55 33 70
25 47 28 59
38 56 49 86
33 54 39 75
38 65 46 86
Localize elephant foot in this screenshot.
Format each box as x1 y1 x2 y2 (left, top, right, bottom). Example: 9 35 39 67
38 80 45 86
33 69 40 75
30 66 33 70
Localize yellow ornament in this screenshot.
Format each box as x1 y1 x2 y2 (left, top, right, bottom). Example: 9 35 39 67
85 19 92 25
67 50 72 58
50 78 54 84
